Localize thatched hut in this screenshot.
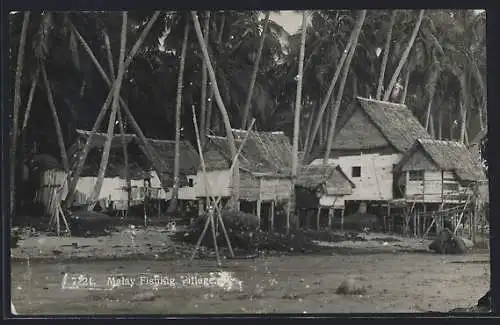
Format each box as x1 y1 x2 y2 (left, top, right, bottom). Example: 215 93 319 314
37 129 199 215
198 130 293 229
311 96 431 203
295 164 355 230
395 138 486 204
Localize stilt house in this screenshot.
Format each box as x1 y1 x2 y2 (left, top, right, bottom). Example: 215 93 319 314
37 130 199 214
310 96 431 203
197 130 293 226
394 138 486 205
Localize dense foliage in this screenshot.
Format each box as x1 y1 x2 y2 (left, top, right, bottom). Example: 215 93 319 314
8 10 486 208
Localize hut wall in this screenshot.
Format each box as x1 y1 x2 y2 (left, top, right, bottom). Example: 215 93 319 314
195 169 232 197
239 170 260 201
36 169 188 212
319 195 345 208
313 153 401 201
149 173 197 201
403 170 472 203
259 177 292 201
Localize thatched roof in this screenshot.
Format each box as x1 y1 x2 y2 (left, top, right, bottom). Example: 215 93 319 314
204 130 292 176
332 97 431 153
296 164 354 195
399 139 486 182
70 130 199 183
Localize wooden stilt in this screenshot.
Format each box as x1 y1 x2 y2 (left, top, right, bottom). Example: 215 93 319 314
256 199 262 229
270 200 275 232
328 208 333 230
316 206 322 231
413 212 417 237
198 199 204 216
340 208 345 233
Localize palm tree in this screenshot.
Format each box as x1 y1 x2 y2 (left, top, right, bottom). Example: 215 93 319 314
323 10 367 163
63 11 162 210
287 10 308 233
87 11 128 210
169 14 190 212
199 11 210 147
304 13 356 158
191 10 239 209
10 11 30 218
376 10 396 100
241 11 271 129
383 10 424 102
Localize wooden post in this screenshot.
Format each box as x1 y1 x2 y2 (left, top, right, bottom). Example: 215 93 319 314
198 199 204 216
422 204 427 237
316 206 322 231
413 212 417 237
256 199 262 229
270 200 275 232
340 208 345 233
328 208 333 229
386 202 391 233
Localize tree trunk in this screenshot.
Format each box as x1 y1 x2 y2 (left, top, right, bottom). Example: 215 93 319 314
383 10 424 101
64 12 161 210
305 30 354 157
169 15 190 212
87 12 128 211
21 67 40 132
324 10 367 164
429 113 435 138
303 103 316 152
460 99 467 144
205 12 225 138
41 64 69 173
438 107 443 140
470 58 486 131
199 11 210 148
191 11 239 209
10 11 30 218
241 11 270 129
425 89 435 131
287 11 308 234
103 29 130 211
376 10 397 100
400 63 410 104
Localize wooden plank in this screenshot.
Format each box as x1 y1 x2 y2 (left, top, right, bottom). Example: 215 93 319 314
270 200 275 232
256 199 262 228
316 207 321 231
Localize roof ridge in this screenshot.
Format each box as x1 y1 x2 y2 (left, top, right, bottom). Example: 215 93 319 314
356 96 408 109
418 138 466 146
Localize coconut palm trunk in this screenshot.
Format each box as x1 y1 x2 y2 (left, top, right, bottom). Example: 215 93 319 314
21 67 40 133
64 12 161 210
41 64 70 173
376 10 397 100
205 12 226 136
304 27 355 157
103 29 131 210
286 11 308 233
87 12 127 211
324 10 367 164
241 11 270 129
199 11 210 148
383 9 424 101
191 11 239 209
169 15 190 213
400 63 410 104
10 11 30 218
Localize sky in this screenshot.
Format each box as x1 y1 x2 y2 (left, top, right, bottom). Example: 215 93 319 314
269 11 303 34
267 9 486 35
